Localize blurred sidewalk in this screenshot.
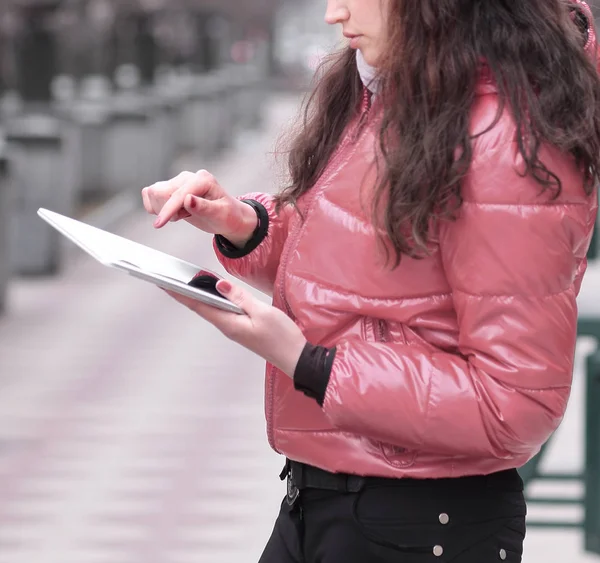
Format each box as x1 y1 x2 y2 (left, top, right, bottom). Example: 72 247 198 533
0 94 298 563
0 92 598 563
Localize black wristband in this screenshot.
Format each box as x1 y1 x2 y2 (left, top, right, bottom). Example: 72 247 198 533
293 342 336 407
215 199 269 259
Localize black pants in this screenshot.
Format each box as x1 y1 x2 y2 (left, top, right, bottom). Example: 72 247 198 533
259 464 527 563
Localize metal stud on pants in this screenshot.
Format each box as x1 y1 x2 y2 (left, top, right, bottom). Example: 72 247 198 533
439 513 449 525
499 548 507 560
433 545 444 557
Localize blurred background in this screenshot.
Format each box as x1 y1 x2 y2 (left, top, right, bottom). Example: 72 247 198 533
0 1 598 562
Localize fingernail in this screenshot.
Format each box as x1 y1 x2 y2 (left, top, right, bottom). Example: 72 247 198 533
154 217 162 228
218 280 232 294
187 196 196 210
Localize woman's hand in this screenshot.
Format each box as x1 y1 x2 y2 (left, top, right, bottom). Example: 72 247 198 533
141 170 258 248
163 279 307 378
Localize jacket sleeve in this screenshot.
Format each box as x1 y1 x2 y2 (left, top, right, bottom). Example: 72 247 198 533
213 192 292 295
321 144 598 460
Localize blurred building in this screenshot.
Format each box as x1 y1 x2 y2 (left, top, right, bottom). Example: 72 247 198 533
0 0 316 104
274 0 340 76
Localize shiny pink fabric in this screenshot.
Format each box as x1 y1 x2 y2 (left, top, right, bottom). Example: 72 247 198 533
216 8 598 479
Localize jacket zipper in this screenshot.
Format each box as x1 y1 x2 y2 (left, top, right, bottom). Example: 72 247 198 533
265 89 373 450
376 319 388 343
279 89 372 320
372 318 411 459
355 89 372 136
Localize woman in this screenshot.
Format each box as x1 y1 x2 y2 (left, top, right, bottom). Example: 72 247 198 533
142 0 600 561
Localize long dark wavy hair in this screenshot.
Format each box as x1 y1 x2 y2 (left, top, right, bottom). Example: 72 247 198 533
276 0 600 266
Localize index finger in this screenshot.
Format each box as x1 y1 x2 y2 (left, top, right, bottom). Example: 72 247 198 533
153 189 186 228
154 182 199 229
153 173 210 228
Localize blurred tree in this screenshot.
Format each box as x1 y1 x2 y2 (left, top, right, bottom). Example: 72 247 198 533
0 0 293 100
133 11 158 84
11 1 61 103
87 0 116 75
589 0 600 28
185 0 287 74
0 5 20 93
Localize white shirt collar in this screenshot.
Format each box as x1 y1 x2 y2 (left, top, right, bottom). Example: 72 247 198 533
356 50 380 94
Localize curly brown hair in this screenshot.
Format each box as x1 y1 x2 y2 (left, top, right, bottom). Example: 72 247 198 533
276 0 600 266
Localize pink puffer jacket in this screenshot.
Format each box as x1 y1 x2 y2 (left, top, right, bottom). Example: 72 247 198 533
216 11 598 479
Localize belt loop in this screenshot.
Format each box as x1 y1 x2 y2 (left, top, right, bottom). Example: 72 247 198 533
292 462 305 489
347 475 365 493
279 459 291 481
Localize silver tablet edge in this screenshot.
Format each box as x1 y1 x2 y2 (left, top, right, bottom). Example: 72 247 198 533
110 261 246 315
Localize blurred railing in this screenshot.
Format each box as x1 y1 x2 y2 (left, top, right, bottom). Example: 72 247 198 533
518 191 599 553
0 0 292 308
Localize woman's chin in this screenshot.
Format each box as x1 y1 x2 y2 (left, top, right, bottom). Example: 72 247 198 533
358 48 379 67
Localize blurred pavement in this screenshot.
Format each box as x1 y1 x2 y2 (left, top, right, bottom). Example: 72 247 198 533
0 93 599 562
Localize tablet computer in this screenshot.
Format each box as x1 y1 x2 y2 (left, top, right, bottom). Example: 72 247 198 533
37 208 245 315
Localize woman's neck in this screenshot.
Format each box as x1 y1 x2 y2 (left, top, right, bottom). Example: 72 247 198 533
356 50 380 94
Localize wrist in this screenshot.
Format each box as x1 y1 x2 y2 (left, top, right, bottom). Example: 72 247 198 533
223 201 260 249
274 334 308 379
215 199 269 259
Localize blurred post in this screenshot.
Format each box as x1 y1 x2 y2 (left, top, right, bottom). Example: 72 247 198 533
100 2 155 191
6 114 68 275
135 6 178 181
178 8 226 154
0 141 11 313
194 10 222 72
135 10 158 87
585 347 600 554
45 0 113 206
590 207 598 261
4 0 81 276
14 2 60 106
590 0 600 29
0 13 6 99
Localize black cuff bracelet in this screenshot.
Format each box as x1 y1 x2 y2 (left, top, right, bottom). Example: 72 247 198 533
215 199 270 259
